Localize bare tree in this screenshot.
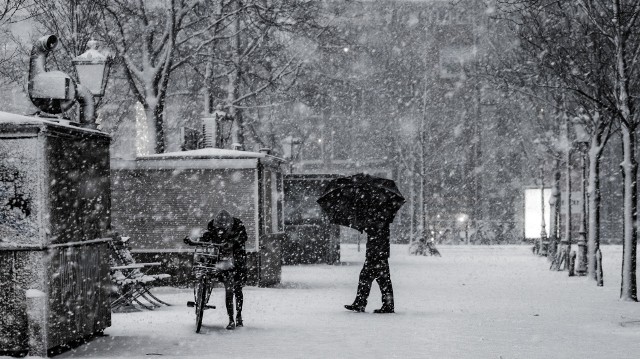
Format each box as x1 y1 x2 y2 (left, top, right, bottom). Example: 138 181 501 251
600 0 640 301
0 0 25 26
0 1 28 87
507 1 616 275
497 0 639 300
201 0 330 150
569 0 640 301
29 0 103 62
97 0 201 154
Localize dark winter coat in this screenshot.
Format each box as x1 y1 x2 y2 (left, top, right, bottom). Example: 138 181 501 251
364 223 390 261
203 217 248 285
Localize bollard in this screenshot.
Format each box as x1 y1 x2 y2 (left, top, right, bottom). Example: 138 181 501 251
596 248 603 287
568 251 576 277
540 240 549 257
576 231 588 276
25 289 48 357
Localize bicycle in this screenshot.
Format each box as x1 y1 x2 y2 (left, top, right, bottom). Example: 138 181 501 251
184 237 232 333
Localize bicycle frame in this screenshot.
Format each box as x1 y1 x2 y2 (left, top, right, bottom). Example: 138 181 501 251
187 241 223 333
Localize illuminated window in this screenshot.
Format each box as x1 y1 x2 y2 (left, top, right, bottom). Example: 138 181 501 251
524 188 551 239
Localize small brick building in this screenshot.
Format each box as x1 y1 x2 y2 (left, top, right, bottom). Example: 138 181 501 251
283 174 340 265
0 112 111 354
110 148 285 286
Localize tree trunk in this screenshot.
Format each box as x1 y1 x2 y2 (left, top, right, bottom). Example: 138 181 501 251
619 123 637 301
420 153 426 243
203 57 214 115
560 143 572 270
228 0 244 150
142 101 166 154
419 65 428 244
596 247 603 287
141 106 156 155
153 101 165 154
614 3 637 300
203 1 223 116
409 160 415 244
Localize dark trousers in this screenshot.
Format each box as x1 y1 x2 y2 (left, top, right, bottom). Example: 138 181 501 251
354 257 394 309
224 281 243 320
221 269 244 321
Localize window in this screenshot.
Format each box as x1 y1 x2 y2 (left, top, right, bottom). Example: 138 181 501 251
438 46 475 79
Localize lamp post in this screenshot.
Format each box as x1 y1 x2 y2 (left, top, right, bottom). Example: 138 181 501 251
554 115 574 271
434 214 441 243
573 122 590 276
286 136 302 173
539 164 548 256
210 105 234 149
458 213 469 245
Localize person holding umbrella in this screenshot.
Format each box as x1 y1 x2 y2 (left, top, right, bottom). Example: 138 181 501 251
344 221 394 313
316 173 404 314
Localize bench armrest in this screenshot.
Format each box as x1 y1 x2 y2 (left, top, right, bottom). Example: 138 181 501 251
111 264 147 270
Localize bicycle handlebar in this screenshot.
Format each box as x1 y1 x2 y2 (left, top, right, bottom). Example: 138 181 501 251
183 236 223 247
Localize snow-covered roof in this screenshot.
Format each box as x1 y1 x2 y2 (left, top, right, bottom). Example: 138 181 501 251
141 147 268 159
118 148 285 171
138 147 286 162
0 111 105 135
0 111 45 124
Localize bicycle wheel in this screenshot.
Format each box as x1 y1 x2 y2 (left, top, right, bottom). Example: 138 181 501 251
195 280 207 333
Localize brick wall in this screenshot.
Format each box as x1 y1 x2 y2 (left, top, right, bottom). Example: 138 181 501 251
111 167 258 251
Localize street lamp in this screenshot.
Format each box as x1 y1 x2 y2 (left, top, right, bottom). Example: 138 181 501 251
217 107 234 148
573 122 590 276
71 39 112 128
28 35 111 129
539 164 548 256
290 137 302 173
71 39 112 98
554 116 574 271
458 213 469 244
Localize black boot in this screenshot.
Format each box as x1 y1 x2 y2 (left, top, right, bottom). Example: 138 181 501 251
225 285 235 329
373 305 394 314
236 313 243 327
374 294 394 313
344 304 365 312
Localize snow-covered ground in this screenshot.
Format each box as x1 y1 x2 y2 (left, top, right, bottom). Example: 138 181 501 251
53 245 639 359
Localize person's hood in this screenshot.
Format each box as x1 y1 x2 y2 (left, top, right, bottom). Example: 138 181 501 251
213 209 234 230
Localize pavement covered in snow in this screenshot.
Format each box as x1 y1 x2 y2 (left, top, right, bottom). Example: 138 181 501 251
50 245 640 359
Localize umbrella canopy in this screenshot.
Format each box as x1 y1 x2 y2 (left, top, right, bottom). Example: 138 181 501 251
316 173 405 231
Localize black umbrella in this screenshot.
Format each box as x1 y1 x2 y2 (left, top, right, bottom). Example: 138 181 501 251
316 173 405 231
